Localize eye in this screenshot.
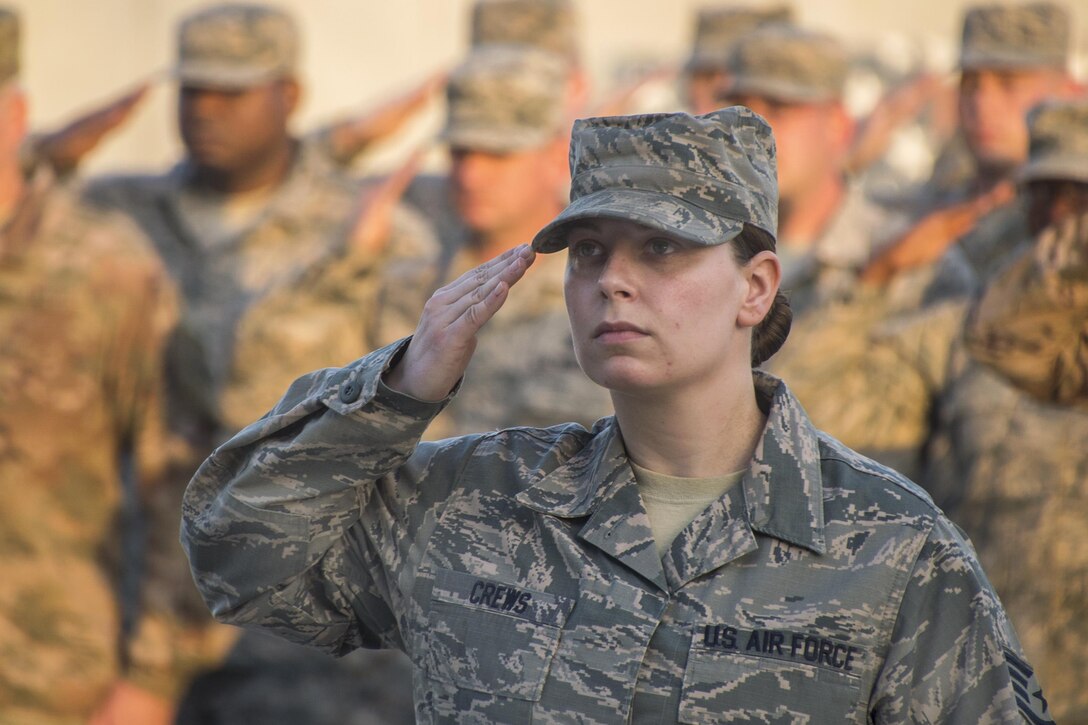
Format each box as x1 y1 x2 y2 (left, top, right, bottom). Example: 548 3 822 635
570 239 603 258
647 237 679 255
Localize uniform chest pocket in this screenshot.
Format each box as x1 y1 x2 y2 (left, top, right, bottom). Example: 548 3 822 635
680 625 867 724
422 568 574 702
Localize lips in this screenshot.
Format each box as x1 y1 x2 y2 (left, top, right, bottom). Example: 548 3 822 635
592 321 649 340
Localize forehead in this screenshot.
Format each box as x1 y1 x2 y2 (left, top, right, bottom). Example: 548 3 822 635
718 93 827 120
179 81 283 97
959 66 1060 87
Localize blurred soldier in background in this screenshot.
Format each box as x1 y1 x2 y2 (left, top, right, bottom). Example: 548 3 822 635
773 1 1082 480
0 8 192 724
681 5 792 115
966 101 1088 409
80 4 434 722
863 1 1080 289
718 23 901 313
425 44 612 438
716 23 941 479
880 99 1088 721
84 1 437 445
400 0 588 262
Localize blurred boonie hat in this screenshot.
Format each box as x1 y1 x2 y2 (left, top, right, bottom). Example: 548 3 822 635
1018 99 1088 184
532 107 778 253
471 0 579 65
959 2 1070 70
685 5 794 73
0 7 18 85
444 44 569 154
726 24 848 103
176 3 299 88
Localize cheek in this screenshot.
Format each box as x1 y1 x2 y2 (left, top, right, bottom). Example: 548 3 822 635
563 274 590 330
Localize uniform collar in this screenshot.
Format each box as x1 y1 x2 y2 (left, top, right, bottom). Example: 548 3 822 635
742 371 827 556
516 371 826 590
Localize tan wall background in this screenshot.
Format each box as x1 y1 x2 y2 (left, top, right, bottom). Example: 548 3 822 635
8 0 1087 175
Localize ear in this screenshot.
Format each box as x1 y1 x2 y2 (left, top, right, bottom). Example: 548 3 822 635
0 85 27 153
830 101 856 155
281 78 302 118
737 250 781 329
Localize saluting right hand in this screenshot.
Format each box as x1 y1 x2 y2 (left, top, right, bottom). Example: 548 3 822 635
37 81 151 173
382 244 536 401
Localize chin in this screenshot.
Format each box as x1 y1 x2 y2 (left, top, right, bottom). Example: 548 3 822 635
582 358 665 394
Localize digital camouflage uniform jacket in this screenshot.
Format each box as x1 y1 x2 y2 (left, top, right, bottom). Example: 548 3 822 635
182 339 1046 724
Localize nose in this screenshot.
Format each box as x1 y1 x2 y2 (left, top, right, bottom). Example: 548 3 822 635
962 73 1003 120
597 248 637 300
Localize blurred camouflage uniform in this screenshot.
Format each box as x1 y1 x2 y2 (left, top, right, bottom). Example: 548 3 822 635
857 98 1088 722
0 174 185 724
423 45 612 438
967 100 1088 408
0 57 183 722
82 5 432 723
0 10 228 723
919 101 1088 721
181 108 1048 724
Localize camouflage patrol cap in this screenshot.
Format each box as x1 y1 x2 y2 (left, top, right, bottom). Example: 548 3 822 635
0 7 18 86
444 44 569 154
685 5 794 72
532 107 778 253
471 0 579 65
726 24 848 103
176 3 299 89
1019 99 1088 184
959 3 1070 70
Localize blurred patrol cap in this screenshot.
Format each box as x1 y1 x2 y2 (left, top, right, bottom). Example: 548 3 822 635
959 2 1070 70
471 0 579 66
1018 99 1088 184
176 3 299 89
0 6 18 86
726 24 849 103
532 107 778 252
685 5 794 73
444 44 569 154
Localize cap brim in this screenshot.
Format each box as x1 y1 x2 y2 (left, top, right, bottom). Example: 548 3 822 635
959 51 1067 71
531 188 745 253
175 64 287 90
727 77 839 104
442 125 556 154
1017 155 1088 185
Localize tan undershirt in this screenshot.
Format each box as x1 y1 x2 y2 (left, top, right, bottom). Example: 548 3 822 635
178 184 275 251
630 461 746 558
